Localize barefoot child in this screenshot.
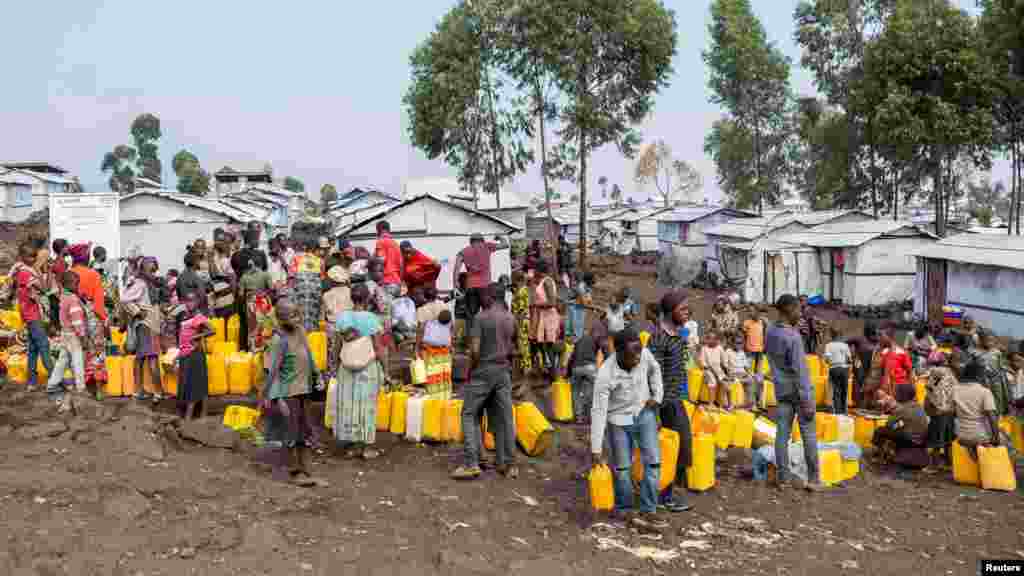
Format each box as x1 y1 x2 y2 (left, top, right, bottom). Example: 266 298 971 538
177 291 213 421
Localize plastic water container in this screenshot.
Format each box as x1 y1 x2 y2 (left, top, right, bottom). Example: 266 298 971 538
715 411 737 450
589 465 615 511
227 352 253 395
551 378 573 422
979 446 1017 491
819 448 842 486
632 428 680 491
405 396 425 442
207 354 228 396
441 399 464 443
686 434 716 491
732 410 755 449
952 440 980 486
514 402 554 457
389 391 409 435
835 415 855 444
421 399 444 442
376 392 392 432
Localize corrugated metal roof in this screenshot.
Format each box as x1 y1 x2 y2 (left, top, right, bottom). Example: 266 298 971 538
120 190 256 222
794 210 871 226
335 193 522 237
6 169 77 184
242 183 305 199
914 233 1024 271
704 214 800 240
656 206 757 223
0 161 68 174
777 220 934 248
703 222 768 240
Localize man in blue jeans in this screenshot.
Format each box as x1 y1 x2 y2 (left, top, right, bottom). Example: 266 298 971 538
591 327 666 528
765 293 822 492
13 242 54 391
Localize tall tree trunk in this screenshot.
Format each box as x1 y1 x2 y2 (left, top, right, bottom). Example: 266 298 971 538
933 152 945 238
892 169 899 221
578 130 589 270
536 81 553 225
1011 138 1019 234
483 65 501 209
870 146 879 220
754 121 762 216
1010 140 1016 236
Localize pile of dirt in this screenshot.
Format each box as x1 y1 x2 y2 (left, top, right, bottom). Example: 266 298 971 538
0 213 49 272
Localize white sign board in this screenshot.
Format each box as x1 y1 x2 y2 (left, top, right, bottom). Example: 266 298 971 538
48 193 120 268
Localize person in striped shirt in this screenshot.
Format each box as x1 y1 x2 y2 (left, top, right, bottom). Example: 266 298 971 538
47 271 90 413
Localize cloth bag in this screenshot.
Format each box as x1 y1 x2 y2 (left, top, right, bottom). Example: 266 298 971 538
340 336 375 371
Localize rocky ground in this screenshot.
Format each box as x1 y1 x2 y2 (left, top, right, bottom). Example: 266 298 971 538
0 377 1021 576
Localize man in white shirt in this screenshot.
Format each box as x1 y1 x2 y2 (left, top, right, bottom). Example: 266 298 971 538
591 327 665 526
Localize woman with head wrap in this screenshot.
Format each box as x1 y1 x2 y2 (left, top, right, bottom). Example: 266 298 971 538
289 238 324 332
209 230 236 319
872 383 930 471
68 243 109 389
648 290 693 512
238 252 275 358
120 256 166 401
331 284 386 460
323 266 353 374
925 350 957 466
970 329 1012 415
68 244 106 323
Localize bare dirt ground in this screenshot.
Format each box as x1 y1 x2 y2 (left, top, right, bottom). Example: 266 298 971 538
2 379 1023 576
1 260 1021 576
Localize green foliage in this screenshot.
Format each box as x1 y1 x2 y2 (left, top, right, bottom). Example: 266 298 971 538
968 180 1007 227
130 113 162 182
704 0 791 212
172 149 210 196
522 0 677 257
283 176 305 194
403 1 534 204
101 144 137 195
849 1 997 234
320 184 338 206
102 113 162 194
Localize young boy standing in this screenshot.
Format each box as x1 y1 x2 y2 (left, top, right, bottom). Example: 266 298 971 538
47 272 90 412
13 242 54 391
824 327 852 415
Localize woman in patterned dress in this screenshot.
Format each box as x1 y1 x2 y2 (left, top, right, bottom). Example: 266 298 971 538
510 271 532 375
289 238 323 333
239 254 275 368
333 284 386 460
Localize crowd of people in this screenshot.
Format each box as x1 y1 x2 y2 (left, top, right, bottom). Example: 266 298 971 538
6 226 1021 517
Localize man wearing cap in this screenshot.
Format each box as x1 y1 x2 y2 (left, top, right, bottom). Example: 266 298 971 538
452 233 509 329
374 221 403 297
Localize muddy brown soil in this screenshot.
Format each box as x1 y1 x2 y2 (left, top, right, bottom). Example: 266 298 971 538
0 261 1018 576
0 375 1021 576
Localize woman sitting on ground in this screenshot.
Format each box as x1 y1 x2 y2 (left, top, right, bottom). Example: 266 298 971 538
873 383 931 471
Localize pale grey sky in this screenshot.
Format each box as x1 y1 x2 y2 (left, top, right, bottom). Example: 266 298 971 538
0 0 1004 204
